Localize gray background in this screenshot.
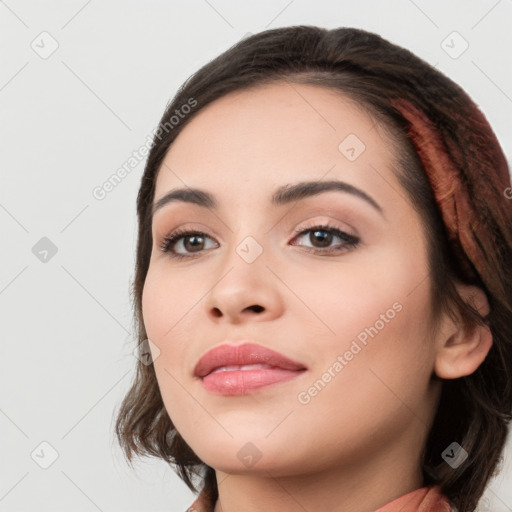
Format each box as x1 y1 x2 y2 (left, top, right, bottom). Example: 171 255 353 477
1 0 511 511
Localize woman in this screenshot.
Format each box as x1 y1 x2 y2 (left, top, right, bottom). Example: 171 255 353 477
114 26 512 512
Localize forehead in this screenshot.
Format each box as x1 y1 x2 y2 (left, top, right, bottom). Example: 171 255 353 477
154 82 398 205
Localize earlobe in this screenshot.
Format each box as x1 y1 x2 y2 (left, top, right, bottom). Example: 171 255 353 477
434 284 492 380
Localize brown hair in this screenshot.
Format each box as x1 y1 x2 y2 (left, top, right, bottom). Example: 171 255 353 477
114 26 512 512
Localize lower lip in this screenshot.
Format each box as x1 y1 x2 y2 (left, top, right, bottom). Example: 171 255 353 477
200 368 305 395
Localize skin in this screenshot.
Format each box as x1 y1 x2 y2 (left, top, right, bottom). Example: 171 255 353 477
141 82 492 512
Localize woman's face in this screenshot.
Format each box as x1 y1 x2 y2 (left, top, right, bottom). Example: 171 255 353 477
142 83 443 477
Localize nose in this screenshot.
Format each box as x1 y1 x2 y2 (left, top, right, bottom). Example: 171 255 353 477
203 243 285 325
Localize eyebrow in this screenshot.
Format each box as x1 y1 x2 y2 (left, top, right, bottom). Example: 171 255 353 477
151 180 383 218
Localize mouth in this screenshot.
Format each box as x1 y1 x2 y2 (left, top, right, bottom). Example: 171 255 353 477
193 342 308 396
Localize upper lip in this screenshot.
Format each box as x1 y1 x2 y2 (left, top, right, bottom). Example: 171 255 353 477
193 342 308 378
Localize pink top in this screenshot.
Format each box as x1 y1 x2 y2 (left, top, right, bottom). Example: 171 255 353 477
186 484 453 512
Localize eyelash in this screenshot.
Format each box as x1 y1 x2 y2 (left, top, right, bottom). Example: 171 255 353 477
159 222 360 260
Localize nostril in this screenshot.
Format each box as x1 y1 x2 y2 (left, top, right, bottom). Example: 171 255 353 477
247 305 264 313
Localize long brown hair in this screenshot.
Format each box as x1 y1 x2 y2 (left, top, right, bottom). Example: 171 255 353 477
114 26 512 512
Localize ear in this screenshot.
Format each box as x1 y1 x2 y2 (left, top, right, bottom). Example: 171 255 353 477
434 284 493 380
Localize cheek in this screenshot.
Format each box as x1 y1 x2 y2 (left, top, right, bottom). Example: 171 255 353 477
141 269 195 429
292 243 426 346
141 265 194 346
296 239 433 399
141 267 190 398
141 264 205 377
293 287 433 461
141 269 166 341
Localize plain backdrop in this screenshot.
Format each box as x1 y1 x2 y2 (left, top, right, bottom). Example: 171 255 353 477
1 1 511 511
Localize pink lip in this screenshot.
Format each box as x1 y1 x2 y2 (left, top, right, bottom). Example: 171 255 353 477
193 342 308 396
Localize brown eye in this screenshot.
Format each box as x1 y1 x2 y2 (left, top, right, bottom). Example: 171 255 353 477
160 229 217 259
308 229 334 248
291 223 360 254
181 234 206 252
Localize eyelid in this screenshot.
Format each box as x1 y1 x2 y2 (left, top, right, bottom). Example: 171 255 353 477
292 217 358 238
155 221 217 242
